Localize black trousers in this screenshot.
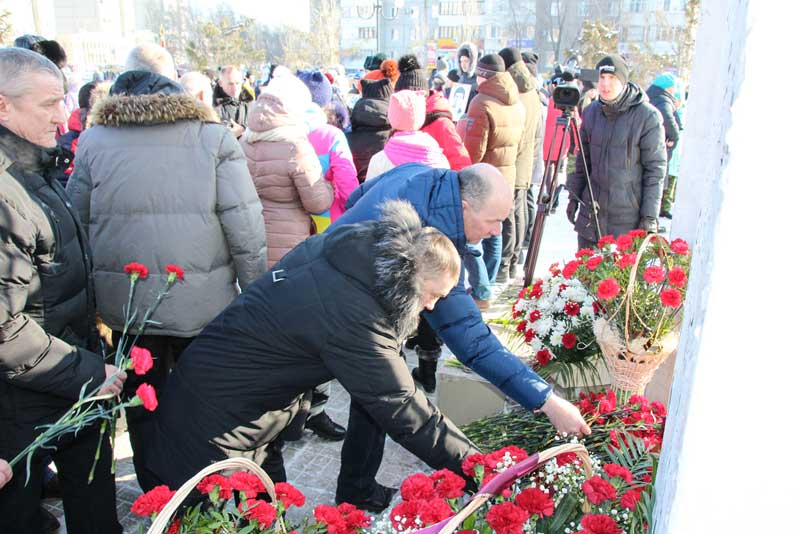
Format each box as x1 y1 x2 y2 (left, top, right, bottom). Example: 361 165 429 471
408 316 443 354
578 235 597 250
336 398 386 502
113 332 194 490
0 423 121 533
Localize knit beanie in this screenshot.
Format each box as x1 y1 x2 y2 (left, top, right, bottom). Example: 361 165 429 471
596 54 629 85
361 78 393 101
297 69 333 108
436 57 448 72
395 54 427 92
475 54 505 79
652 72 676 90
380 59 400 84
447 69 460 83
498 47 523 68
365 53 387 71
387 90 426 131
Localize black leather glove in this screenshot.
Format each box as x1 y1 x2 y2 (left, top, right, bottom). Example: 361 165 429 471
566 199 578 224
639 216 658 234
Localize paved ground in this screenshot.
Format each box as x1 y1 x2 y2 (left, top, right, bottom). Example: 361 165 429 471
44 189 671 532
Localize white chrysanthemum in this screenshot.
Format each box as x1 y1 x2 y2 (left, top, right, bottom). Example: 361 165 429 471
529 337 543 352
533 317 553 336
550 333 563 347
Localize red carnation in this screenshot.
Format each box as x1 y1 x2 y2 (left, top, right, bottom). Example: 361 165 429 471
524 329 535 343
124 262 149 280
596 278 621 300
597 235 616 248
485 502 529 534
431 469 466 499
337 503 371 530
420 498 453 524
582 476 617 505
239 499 277 529
628 229 647 239
602 463 633 483
400 472 435 501
165 263 185 282
389 500 423 531
275 482 306 509
575 248 594 259
564 301 580 316
563 259 581 279
167 519 181 534
562 332 577 349
643 266 666 284
616 234 633 252
131 485 175 517
670 238 690 255
620 488 642 510
616 252 637 269
580 514 622 534
130 346 153 376
660 288 682 308
516 320 527 333
197 474 233 500
528 309 541 322
530 285 543 299
668 266 687 288
549 262 561 276
135 383 158 411
229 471 266 499
536 349 552 366
586 255 603 271
515 487 554 518
461 453 485 477
314 504 348 534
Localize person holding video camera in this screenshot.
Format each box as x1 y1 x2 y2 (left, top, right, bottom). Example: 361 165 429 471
565 55 667 248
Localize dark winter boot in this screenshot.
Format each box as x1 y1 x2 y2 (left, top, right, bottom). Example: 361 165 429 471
411 350 440 394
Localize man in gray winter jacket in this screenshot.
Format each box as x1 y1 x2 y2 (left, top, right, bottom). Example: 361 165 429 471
67 47 267 489
566 55 667 248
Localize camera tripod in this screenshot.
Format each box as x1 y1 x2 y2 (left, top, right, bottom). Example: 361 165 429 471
523 106 603 287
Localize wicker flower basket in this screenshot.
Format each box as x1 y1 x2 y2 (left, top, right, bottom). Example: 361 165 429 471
412 443 593 534
146 457 286 534
593 233 681 395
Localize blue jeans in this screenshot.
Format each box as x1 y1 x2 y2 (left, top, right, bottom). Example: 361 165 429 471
464 235 502 300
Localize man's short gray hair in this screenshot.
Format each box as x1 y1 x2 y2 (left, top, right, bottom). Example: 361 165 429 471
458 163 498 210
125 44 176 80
0 47 64 99
179 71 212 98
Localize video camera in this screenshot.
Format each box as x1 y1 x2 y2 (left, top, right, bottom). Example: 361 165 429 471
550 57 600 111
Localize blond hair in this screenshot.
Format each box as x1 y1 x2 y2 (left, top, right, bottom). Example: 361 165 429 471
413 228 461 283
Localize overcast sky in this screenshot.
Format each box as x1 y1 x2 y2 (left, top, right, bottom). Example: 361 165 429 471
191 0 310 31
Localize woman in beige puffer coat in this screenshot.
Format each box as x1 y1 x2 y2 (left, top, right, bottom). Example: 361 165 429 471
241 90 334 267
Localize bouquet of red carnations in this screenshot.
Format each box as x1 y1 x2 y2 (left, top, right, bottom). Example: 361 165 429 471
564 231 691 393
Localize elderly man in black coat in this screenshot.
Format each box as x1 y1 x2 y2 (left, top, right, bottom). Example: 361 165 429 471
0 47 125 533
142 201 478 506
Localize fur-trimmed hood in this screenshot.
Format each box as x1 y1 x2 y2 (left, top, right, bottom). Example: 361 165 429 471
324 200 426 339
90 93 219 128
0 124 54 173
457 42 479 78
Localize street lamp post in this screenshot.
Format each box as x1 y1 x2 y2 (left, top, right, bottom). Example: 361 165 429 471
357 0 402 54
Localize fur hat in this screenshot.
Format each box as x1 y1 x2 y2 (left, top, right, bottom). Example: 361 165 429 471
297 69 333 108
395 54 427 92
387 90 426 131
380 59 400 83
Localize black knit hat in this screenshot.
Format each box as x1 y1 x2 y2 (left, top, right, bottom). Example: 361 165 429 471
360 78 393 101
476 54 505 79
498 47 523 68
395 54 427 91
596 54 629 85
447 69 460 83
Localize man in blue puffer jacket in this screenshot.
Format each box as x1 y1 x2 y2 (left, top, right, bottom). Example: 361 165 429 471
333 162 591 511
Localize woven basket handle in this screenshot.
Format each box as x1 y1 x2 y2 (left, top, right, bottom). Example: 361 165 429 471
146 457 285 534
432 443 593 534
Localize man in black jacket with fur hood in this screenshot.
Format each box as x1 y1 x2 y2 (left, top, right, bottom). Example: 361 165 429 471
142 201 478 503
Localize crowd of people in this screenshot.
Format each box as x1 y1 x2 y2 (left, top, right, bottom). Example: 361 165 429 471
0 32 684 533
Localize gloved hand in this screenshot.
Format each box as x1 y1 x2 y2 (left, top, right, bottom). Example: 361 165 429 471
639 216 658 234
566 199 578 224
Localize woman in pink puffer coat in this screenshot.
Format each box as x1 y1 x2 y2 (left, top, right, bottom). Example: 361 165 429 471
365 90 449 180
240 87 334 267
